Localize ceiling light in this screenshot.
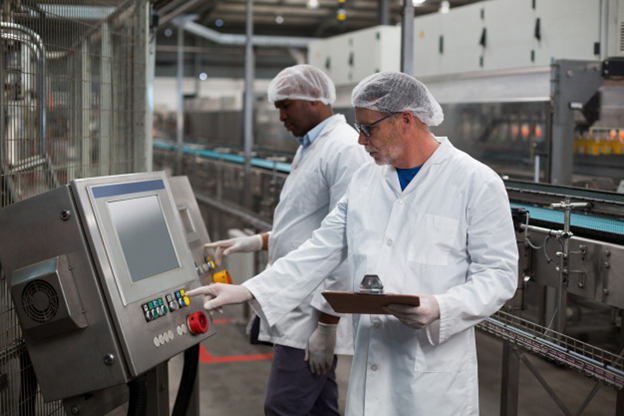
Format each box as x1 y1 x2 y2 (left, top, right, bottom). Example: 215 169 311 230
276 15 284 24
215 19 224 27
439 0 450 13
307 0 320 9
412 0 426 5
199 72 208 81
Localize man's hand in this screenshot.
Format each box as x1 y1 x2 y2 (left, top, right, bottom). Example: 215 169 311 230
204 234 263 266
186 283 253 314
384 294 440 329
305 322 338 375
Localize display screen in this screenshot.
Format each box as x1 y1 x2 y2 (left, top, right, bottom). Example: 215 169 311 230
108 195 180 283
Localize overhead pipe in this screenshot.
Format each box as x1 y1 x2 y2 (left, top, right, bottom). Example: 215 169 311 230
172 19 314 48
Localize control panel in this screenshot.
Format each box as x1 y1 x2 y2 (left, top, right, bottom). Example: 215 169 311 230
0 172 218 401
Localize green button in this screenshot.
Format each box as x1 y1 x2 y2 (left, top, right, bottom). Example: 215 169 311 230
148 301 153 309
163 306 168 314
154 310 159 318
158 298 163 306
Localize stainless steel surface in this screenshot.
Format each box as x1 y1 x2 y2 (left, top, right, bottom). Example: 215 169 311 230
550 60 604 186
71 172 217 379
0 172 218 405
244 0 254 179
169 176 218 286
0 186 128 401
521 224 624 310
480 311 624 389
400 0 414 76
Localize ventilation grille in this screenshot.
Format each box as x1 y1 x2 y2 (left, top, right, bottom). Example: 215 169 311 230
21 280 60 323
621 22 624 52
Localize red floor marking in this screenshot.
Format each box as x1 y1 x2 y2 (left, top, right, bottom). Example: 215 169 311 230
199 344 273 363
212 318 230 325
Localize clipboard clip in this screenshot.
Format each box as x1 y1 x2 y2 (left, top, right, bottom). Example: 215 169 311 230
359 274 384 294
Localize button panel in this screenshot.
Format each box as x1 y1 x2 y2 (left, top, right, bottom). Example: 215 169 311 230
142 287 191 322
152 329 177 347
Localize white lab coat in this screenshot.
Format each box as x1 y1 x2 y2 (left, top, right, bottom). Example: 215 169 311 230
259 114 369 355
245 137 519 416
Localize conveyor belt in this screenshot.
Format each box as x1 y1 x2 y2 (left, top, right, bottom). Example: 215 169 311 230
153 142 292 173
511 202 624 244
154 143 624 242
511 203 624 236
505 179 624 204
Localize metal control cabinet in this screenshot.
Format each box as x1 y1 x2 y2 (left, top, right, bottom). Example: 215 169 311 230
0 172 217 401
412 0 612 77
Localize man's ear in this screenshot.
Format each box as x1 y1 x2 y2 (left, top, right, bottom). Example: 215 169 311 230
398 111 414 127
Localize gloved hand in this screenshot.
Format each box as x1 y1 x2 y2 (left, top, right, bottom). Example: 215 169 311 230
384 294 440 329
204 234 263 266
304 322 337 375
186 283 253 314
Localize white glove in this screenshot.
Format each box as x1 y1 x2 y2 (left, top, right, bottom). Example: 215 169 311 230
186 283 253 314
304 322 337 375
384 294 440 329
204 234 263 266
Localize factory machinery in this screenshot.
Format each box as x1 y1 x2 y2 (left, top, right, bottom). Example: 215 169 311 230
153 144 624 416
153 54 624 414
484 179 624 415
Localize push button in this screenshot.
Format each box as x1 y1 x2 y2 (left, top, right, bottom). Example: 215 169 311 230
187 311 209 335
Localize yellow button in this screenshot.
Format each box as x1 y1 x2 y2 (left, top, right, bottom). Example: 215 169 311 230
180 289 186 296
183 296 190 306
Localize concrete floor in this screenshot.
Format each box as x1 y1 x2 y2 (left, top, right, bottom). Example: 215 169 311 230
169 304 618 416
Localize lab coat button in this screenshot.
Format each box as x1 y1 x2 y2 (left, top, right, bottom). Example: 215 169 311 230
371 364 378 371
386 239 392 247
397 199 404 205
372 321 380 328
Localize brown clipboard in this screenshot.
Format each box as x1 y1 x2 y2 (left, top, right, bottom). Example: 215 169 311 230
322 291 420 315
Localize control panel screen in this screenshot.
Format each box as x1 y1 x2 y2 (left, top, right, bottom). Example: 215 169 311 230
108 195 180 282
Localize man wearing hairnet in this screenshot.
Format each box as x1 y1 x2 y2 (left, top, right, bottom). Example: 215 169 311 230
204 64 368 416
189 71 518 415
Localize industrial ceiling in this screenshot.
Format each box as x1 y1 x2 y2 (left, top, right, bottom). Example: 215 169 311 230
154 0 483 38
152 0 485 78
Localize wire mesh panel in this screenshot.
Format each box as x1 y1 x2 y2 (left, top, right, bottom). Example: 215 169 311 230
1 1 150 414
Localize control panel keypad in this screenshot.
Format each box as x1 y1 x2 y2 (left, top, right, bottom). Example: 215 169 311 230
142 288 191 322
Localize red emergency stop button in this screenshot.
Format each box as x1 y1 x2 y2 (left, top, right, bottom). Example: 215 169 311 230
187 311 209 335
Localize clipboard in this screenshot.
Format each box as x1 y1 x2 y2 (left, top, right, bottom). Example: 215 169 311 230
322 291 420 315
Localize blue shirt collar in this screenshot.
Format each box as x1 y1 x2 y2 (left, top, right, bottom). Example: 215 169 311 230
297 115 336 151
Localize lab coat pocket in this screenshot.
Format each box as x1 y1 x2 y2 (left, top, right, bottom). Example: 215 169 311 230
414 330 475 373
407 214 459 266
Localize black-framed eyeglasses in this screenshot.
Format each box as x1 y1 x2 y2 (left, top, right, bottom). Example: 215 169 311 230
353 114 394 138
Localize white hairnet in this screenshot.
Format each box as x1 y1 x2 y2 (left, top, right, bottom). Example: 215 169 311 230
351 71 444 126
267 64 336 105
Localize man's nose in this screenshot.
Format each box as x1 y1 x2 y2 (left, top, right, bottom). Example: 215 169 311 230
358 132 369 146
